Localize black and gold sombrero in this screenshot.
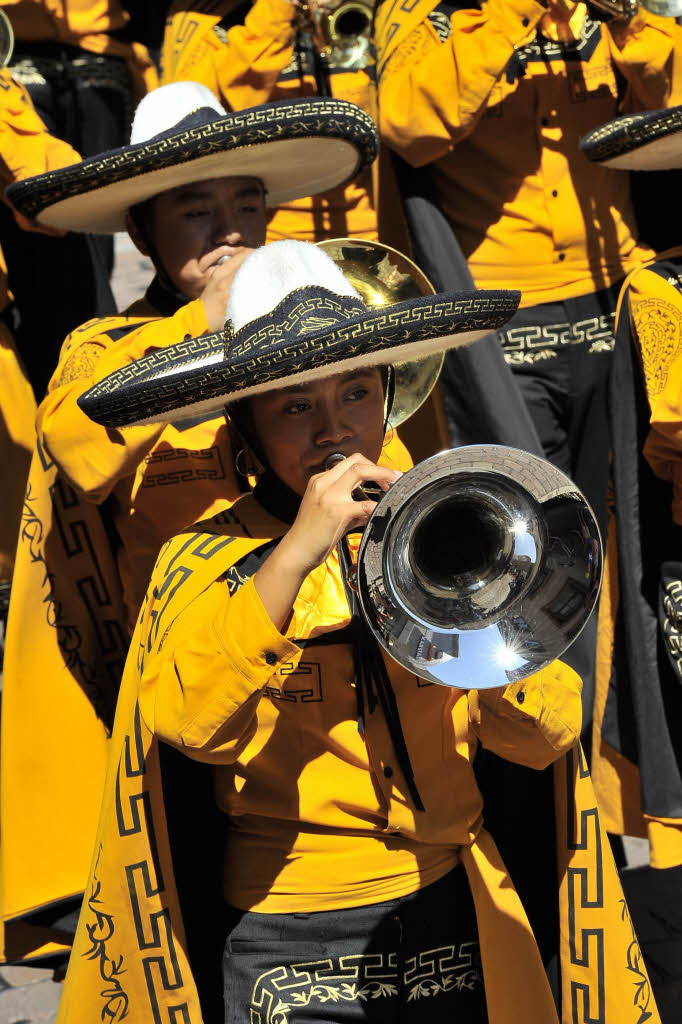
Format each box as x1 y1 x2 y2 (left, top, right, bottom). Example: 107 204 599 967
5 81 379 234
580 105 682 170
78 241 521 428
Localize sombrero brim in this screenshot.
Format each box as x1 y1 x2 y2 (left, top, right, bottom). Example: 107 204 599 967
579 105 682 170
78 288 521 428
6 98 378 234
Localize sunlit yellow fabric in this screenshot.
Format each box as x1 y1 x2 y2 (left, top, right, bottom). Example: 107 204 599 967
0 320 34 583
140 505 582 912
52 507 660 1023
160 0 376 244
630 256 682 525
592 255 682 867
375 0 681 306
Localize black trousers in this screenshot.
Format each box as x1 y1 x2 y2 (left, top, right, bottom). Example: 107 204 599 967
222 867 488 1023
497 282 620 749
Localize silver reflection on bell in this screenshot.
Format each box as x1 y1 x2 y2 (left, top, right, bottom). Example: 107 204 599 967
357 445 602 690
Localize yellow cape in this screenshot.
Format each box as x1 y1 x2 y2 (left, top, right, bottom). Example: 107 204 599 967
56 503 660 1023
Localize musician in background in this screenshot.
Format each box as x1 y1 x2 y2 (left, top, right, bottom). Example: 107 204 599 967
375 0 682 738
0 62 82 641
0 0 158 397
579 108 682 872
160 0 377 243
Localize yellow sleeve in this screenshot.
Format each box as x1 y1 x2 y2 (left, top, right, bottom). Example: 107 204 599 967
36 299 210 504
628 267 682 525
607 9 682 111
161 0 297 110
377 0 546 167
0 69 81 231
139 575 302 760
468 660 582 769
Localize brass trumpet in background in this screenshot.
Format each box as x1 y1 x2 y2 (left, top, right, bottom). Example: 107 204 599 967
295 0 373 71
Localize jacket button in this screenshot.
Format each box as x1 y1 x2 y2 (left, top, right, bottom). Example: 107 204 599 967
516 691 525 704
522 15 530 25
265 651 277 666
384 765 394 778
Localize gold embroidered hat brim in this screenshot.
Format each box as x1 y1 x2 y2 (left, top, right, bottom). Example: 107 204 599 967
579 105 682 170
5 98 379 234
78 287 521 428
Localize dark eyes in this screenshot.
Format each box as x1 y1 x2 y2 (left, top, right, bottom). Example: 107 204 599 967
282 388 370 415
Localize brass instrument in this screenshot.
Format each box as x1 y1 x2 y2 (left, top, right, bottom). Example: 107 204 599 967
0 10 13 68
355 445 602 690
586 0 680 22
295 0 373 72
317 238 444 429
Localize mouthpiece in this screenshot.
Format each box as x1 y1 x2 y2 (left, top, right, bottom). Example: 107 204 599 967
324 452 380 502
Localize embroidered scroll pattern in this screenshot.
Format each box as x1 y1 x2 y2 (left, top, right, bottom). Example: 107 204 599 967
620 899 654 1024
247 944 482 1023
82 845 129 1023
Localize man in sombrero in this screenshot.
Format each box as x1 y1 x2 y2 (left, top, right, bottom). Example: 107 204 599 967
0 80 389 967
55 240 660 1024
580 109 682 874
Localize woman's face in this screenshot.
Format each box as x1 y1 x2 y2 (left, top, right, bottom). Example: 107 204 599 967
249 368 386 496
127 175 267 298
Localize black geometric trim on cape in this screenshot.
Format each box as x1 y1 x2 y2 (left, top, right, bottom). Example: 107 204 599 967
77 286 521 427
5 97 379 221
580 105 682 164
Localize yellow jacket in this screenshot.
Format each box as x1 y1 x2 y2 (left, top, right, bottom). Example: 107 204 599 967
54 496 661 1023
375 0 681 306
160 0 376 244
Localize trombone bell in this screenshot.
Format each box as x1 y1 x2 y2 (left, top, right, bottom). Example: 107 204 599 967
357 446 602 689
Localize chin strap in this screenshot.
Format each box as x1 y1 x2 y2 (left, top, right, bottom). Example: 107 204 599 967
338 535 425 812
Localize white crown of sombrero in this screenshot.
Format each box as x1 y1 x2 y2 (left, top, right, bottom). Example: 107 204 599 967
77 241 521 429
580 105 682 171
5 81 379 234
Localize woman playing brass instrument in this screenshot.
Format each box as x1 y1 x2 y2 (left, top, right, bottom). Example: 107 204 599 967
58 242 660 1024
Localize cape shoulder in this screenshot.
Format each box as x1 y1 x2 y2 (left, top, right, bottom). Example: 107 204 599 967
375 0 441 74
137 493 288 663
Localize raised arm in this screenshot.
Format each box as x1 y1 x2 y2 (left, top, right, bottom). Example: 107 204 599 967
36 298 210 503
606 9 682 113
138 572 303 761
161 0 298 109
376 0 546 166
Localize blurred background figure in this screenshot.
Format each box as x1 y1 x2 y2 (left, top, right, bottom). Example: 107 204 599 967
161 0 376 243
0 0 159 399
0 25 91 649
375 0 682 743
580 107 682 873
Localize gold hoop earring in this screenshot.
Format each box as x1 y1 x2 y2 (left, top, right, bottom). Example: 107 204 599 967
382 425 394 448
234 447 255 478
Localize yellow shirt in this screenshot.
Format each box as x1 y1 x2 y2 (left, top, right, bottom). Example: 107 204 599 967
376 0 681 306
139 493 583 913
161 0 376 244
